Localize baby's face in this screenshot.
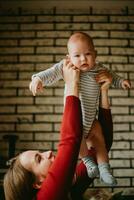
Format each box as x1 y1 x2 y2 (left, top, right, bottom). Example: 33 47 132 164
68 39 96 72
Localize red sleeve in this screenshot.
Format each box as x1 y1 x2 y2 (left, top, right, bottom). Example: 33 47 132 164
70 107 113 200
36 96 83 200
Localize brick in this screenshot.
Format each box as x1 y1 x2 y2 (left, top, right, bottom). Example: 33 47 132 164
54 123 60 131
35 132 59 141
110 159 130 168
17 123 52 132
93 23 127 30
36 97 63 105
0 89 16 96
0 97 33 105
20 39 53 46
114 132 134 140
96 47 109 54
113 178 130 186
114 169 134 177
109 89 128 97
111 31 134 38
130 39 134 47
56 8 90 15
21 23 53 30
0 39 18 46
38 15 71 22
36 47 67 54
113 150 134 158
113 124 129 131
130 23 134 30
112 98 134 106
37 31 71 38
130 73 134 80
0 55 17 63
16 133 33 141
0 16 35 23
0 23 18 30
132 142 134 149
0 114 33 122
73 15 108 22
0 106 15 113
18 88 53 96
87 31 108 38
56 38 68 46
54 88 64 96
94 39 128 47
113 115 134 123
97 55 127 63
110 16 134 22
111 106 129 114
35 114 62 122
129 56 134 63
0 47 34 54
0 124 14 131
0 31 35 38
0 80 30 88
56 23 91 30
131 107 134 114
0 72 17 80
111 64 134 72
112 141 130 149
19 55 53 63
54 105 63 113
93 7 127 15
111 47 134 55
17 105 53 113
16 141 52 150
0 63 34 71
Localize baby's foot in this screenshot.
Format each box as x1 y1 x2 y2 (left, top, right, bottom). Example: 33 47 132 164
98 163 117 186
82 156 99 178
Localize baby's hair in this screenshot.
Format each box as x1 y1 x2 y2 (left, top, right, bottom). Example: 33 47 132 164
67 31 94 49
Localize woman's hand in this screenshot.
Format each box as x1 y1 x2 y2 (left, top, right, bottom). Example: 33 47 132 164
95 70 112 109
63 59 80 97
95 70 112 91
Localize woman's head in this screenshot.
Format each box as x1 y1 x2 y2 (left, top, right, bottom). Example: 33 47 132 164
4 150 55 200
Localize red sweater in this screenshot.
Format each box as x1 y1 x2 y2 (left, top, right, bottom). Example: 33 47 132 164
36 96 83 200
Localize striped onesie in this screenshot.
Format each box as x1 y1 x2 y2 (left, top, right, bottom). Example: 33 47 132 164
32 60 124 137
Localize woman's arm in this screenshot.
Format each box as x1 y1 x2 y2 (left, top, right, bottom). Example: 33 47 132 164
37 60 82 200
70 71 113 200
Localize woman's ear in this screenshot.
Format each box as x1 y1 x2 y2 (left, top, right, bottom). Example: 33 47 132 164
33 181 42 189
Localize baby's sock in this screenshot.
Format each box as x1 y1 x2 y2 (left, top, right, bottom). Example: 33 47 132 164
98 163 117 186
82 156 98 178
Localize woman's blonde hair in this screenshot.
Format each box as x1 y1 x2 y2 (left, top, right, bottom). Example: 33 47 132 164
4 155 37 200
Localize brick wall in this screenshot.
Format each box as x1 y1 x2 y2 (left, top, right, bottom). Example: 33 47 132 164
0 0 134 192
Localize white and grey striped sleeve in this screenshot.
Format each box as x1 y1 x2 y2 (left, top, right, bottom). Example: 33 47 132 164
32 60 63 86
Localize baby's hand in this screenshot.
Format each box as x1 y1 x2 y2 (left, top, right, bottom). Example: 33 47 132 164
29 77 43 96
121 79 131 89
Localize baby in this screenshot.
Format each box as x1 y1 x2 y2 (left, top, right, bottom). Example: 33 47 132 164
29 32 131 186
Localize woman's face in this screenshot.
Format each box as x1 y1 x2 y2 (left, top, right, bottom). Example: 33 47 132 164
19 150 55 184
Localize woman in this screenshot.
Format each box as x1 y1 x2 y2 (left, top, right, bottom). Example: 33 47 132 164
4 61 113 200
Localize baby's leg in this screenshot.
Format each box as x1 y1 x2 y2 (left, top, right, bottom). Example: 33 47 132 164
86 119 117 186
80 136 98 178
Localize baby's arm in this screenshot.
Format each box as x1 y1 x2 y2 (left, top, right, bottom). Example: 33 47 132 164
98 63 131 89
29 60 63 96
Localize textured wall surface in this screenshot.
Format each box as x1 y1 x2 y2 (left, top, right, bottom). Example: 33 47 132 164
0 0 134 192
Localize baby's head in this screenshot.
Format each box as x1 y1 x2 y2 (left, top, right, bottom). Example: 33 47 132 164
67 32 97 72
